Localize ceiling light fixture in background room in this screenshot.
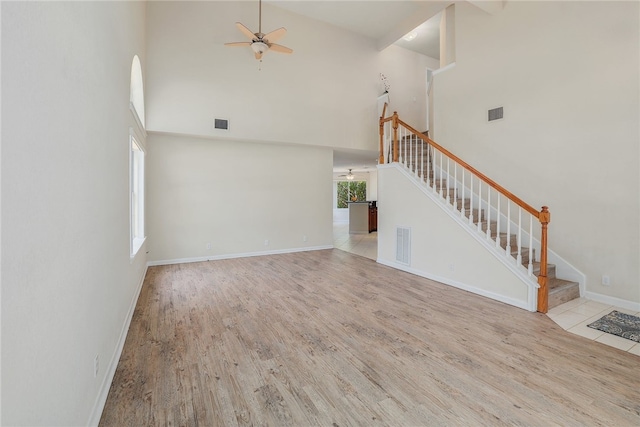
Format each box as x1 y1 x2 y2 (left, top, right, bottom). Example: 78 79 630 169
403 31 418 41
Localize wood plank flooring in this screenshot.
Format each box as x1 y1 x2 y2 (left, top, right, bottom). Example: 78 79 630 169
100 249 640 426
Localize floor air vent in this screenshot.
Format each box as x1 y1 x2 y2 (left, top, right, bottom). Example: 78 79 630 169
396 227 411 265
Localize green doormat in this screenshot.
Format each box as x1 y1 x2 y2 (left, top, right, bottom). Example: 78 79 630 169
587 311 640 343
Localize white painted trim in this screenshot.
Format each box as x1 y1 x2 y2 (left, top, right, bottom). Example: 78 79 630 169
129 102 147 138
583 291 640 312
130 236 146 263
87 264 148 426
376 258 532 312
147 245 334 267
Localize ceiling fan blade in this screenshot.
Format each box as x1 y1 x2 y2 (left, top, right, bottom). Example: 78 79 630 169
235 22 257 41
224 42 252 47
263 27 286 43
269 43 293 54
254 51 263 60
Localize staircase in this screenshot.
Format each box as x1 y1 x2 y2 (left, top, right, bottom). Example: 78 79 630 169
404 137 580 310
380 111 581 312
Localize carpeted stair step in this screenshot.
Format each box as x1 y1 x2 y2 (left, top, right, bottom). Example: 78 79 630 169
529 263 580 309
453 198 472 209
512 248 534 266
548 278 581 308
531 262 557 279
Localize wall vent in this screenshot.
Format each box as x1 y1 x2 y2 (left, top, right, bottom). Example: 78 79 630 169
214 118 229 130
488 107 503 122
396 227 411 265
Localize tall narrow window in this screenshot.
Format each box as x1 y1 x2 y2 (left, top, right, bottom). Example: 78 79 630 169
130 134 145 257
130 55 146 258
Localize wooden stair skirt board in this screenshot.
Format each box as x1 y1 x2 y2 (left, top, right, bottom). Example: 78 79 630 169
409 161 580 310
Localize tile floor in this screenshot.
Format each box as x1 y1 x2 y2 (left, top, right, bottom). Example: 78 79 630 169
547 298 640 355
333 222 640 356
333 222 377 261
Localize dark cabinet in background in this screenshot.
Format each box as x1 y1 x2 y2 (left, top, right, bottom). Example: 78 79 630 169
368 205 377 233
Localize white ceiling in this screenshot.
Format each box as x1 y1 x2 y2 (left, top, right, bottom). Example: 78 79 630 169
267 1 448 173
269 1 446 58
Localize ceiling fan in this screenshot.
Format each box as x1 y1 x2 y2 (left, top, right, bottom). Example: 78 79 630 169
225 0 293 61
338 169 355 180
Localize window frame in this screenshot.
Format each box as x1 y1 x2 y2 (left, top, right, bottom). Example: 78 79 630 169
129 129 146 259
336 180 367 208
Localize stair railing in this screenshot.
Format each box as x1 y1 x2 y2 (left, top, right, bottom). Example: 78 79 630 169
380 109 551 313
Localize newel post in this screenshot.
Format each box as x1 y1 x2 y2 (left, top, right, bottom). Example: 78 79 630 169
537 206 551 313
379 116 385 165
392 111 399 163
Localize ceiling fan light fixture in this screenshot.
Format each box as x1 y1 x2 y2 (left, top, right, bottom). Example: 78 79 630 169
347 172 355 180
251 41 268 54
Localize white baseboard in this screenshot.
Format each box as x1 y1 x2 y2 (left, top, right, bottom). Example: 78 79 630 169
584 291 640 312
147 245 334 267
87 264 148 427
376 258 533 312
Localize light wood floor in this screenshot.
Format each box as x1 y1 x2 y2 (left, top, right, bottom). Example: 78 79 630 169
100 250 640 426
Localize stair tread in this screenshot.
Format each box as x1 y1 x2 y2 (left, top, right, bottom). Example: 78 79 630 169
548 277 579 292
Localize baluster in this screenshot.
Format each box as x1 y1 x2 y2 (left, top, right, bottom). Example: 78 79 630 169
460 169 465 218
517 207 523 266
400 128 405 165
399 127 403 164
453 163 458 211
406 130 409 168
392 112 398 162
425 144 431 187
420 139 424 181
469 175 474 224
528 215 534 275
415 135 419 178
486 187 491 240
407 130 411 169
477 180 482 231
506 201 512 258
433 149 438 193
405 130 409 167
446 158 451 203
495 194 501 249
383 123 387 163
439 150 444 198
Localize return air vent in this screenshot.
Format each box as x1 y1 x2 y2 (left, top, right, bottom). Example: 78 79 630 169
396 227 411 265
488 107 503 122
214 118 229 130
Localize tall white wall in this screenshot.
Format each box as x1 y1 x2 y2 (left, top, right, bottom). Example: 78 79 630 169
146 133 333 263
144 1 432 263
145 1 432 151
1 2 148 425
433 1 640 305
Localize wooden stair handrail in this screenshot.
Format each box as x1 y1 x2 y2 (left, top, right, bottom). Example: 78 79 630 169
391 113 541 218
380 110 551 313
